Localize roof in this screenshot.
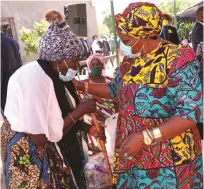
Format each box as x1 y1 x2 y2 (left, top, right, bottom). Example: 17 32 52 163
177 1 203 21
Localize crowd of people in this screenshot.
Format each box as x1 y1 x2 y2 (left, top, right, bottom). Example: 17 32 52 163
1 2 203 189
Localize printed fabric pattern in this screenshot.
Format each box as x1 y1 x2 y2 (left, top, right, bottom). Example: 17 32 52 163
1 120 76 189
108 44 203 188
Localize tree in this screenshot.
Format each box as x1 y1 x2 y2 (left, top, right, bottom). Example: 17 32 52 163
177 21 194 40
158 0 200 15
99 24 110 36
20 20 49 56
102 11 114 34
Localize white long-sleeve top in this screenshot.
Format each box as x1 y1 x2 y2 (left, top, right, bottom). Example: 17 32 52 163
4 61 65 142
91 40 101 53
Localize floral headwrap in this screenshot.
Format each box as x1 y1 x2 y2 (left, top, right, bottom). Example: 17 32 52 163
115 2 162 39
87 53 106 68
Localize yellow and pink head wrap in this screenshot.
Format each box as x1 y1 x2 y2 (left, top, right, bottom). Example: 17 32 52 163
115 2 162 39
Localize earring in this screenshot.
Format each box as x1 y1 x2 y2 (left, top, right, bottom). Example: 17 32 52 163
57 67 60 72
63 60 69 69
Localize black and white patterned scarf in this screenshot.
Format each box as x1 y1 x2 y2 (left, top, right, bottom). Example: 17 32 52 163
39 22 84 61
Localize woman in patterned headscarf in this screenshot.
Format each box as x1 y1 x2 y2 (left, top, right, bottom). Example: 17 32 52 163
73 2 203 188
1 10 101 189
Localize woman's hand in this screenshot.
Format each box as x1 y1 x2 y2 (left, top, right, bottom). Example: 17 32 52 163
89 125 106 142
117 132 144 158
77 99 96 115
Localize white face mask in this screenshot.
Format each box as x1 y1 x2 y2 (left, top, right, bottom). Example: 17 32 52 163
58 60 77 82
120 40 141 58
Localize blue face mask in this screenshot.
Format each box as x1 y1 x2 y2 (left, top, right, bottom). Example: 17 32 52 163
120 40 141 58
58 60 77 82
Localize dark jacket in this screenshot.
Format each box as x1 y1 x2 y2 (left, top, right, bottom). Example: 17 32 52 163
80 38 90 61
191 22 203 53
102 40 111 56
1 34 22 111
161 25 180 45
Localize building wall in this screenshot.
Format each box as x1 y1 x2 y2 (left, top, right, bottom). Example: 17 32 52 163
1 1 98 63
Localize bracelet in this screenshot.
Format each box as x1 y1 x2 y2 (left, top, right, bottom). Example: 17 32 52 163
146 129 154 140
69 113 76 123
85 82 89 94
151 127 162 142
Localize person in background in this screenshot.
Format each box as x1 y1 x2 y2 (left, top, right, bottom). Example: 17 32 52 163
77 53 116 155
1 10 101 189
109 35 116 55
73 2 203 188
79 37 90 75
196 42 203 86
102 37 114 66
191 6 203 53
102 37 111 56
78 53 115 122
80 37 90 60
192 7 204 140
91 35 102 54
161 13 180 45
1 33 22 112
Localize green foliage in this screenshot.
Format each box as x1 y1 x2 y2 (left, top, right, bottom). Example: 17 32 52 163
99 24 110 36
20 20 49 56
177 21 194 40
102 11 114 35
158 0 200 15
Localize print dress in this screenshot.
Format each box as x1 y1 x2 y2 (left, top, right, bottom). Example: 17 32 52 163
108 42 203 188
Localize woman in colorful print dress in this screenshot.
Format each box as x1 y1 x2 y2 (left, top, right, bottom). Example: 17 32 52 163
73 2 203 188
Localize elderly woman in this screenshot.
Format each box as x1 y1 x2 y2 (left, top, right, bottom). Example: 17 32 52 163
78 54 116 154
87 53 109 83
1 10 98 189
79 53 116 121
73 2 203 188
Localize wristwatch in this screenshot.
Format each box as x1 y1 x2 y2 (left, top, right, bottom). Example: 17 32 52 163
142 130 153 145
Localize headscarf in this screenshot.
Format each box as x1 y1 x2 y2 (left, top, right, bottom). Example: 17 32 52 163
39 22 84 61
86 53 106 68
115 2 162 39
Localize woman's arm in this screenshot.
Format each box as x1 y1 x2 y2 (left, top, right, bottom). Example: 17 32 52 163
73 79 111 99
30 99 96 145
118 116 196 157
159 116 195 140
63 99 96 134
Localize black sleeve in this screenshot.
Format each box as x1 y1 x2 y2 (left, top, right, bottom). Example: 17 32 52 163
168 26 180 45
192 25 203 52
11 40 22 67
171 27 180 45
73 120 91 133
1 35 22 111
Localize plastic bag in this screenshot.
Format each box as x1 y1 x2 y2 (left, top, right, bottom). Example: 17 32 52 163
85 153 112 189
105 113 118 158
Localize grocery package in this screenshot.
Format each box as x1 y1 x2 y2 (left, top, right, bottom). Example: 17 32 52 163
85 153 113 189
